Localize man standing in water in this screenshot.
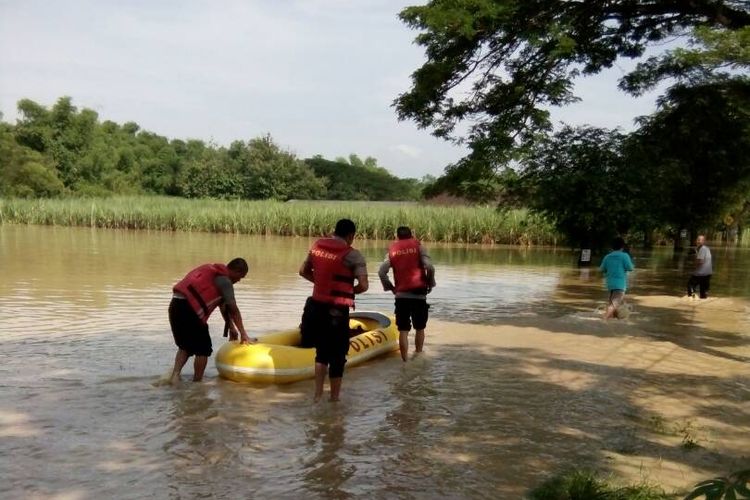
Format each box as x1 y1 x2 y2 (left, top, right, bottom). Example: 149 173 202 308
599 237 635 320
378 226 436 361
169 258 255 383
299 219 369 402
687 234 713 299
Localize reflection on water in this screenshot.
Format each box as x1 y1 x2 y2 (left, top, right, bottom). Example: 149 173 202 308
302 409 349 499
1 225 748 498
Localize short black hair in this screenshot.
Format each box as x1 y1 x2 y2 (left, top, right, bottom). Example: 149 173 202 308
334 218 356 238
227 258 249 274
396 226 412 239
612 237 625 250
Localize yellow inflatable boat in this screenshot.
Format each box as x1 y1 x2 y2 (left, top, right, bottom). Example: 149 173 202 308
215 311 399 384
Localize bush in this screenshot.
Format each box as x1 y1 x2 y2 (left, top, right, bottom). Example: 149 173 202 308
528 470 671 500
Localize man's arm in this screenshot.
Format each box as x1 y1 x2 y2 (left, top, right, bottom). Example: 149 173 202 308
354 271 369 294
348 250 369 294
225 301 255 344
378 255 395 292
215 276 255 344
299 255 314 283
420 246 436 289
219 304 233 338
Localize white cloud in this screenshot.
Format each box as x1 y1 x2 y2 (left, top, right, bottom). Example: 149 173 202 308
391 144 422 158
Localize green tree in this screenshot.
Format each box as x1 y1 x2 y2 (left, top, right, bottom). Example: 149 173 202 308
228 135 326 200
622 26 750 95
335 154 392 175
135 131 180 195
15 97 100 189
422 156 503 203
178 155 243 199
629 79 750 245
517 126 647 248
2 97 426 202
395 0 749 164
14 99 53 152
305 156 421 201
0 124 65 197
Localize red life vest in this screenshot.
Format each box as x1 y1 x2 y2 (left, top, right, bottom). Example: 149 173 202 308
389 238 428 293
310 238 355 308
173 263 229 323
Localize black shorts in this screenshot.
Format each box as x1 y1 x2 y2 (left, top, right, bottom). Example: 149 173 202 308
395 298 429 331
300 298 350 366
169 298 213 357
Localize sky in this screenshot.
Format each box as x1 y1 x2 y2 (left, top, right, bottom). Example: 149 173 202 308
0 0 666 178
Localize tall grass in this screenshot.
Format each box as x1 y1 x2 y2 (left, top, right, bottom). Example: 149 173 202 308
528 470 673 500
0 196 558 245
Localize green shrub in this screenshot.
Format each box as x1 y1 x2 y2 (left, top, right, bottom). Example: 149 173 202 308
528 470 671 500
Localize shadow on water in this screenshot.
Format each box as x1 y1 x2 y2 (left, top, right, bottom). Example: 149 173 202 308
364 345 748 498
533 276 750 365
2 330 747 499
301 408 351 499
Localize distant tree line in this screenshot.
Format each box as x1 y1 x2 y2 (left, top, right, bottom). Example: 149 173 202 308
0 97 430 202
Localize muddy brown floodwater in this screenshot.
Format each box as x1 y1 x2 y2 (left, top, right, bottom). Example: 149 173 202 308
1 225 748 499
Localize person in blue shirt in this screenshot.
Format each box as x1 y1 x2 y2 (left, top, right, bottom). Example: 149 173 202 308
599 237 635 319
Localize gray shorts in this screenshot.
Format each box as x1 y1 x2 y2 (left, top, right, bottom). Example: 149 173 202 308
608 290 625 308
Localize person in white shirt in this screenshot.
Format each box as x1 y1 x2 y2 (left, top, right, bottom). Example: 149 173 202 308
687 235 712 299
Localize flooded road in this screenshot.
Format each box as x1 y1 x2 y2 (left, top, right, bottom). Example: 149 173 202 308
1 225 748 498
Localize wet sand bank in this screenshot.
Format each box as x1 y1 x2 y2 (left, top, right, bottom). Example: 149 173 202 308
424 294 748 495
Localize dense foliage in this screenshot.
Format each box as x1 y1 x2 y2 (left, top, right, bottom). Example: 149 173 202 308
398 0 750 247
630 80 750 239
1 97 427 202
517 127 641 249
396 0 748 162
305 156 423 201
528 469 670 500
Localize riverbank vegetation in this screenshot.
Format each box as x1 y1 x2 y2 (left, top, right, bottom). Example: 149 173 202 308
0 196 557 244
528 470 671 500
527 468 750 500
0 98 428 202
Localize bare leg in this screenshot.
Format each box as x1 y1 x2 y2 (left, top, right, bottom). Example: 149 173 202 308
415 329 425 353
171 349 190 384
314 362 327 402
398 331 409 362
329 377 342 402
193 355 208 381
603 304 616 320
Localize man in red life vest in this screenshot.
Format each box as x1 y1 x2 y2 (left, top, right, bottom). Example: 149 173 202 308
378 226 436 362
168 258 256 383
299 219 369 402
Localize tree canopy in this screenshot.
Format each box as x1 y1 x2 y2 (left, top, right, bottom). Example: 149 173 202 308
518 126 629 247
398 0 750 245
1 97 425 202
629 79 750 236
395 0 749 162
305 155 424 201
